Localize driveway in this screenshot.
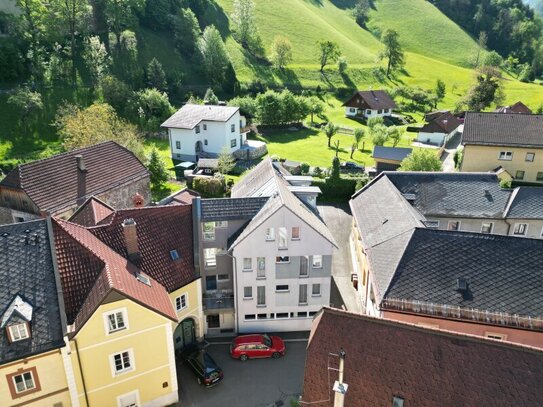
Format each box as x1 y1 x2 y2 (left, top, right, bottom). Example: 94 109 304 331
319 204 362 313
441 132 462 172
176 341 307 407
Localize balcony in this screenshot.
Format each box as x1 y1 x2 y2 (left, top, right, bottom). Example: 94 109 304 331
203 294 235 311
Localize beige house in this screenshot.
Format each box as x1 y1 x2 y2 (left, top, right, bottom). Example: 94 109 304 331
461 112 543 183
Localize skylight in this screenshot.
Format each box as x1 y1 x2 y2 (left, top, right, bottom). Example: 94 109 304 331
136 272 151 286
170 250 180 261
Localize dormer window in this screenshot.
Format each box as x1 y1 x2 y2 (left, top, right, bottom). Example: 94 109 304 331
104 309 128 334
7 323 29 342
136 272 151 286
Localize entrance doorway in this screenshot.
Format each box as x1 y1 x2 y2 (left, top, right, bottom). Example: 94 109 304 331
195 141 203 155
173 318 196 355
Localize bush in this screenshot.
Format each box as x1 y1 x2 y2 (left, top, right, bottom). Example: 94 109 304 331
312 177 357 201
193 176 226 198
313 166 323 178
337 57 348 74
300 162 310 175
499 179 512 189
0 159 20 176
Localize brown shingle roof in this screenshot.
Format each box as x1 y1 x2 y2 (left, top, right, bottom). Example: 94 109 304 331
68 196 115 227
419 111 461 134
495 101 532 114
53 218 177 331
89 205 196 292
302 307 543 406
1 141 149 215
342 90 397 110
462 112 543 147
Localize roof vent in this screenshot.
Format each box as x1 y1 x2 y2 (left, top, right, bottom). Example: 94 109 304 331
402 193 416 202
75 154 86 172
393 397 404 407
484 189 491 197
456 278 468 292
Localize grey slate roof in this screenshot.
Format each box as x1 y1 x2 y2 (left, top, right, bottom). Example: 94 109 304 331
462 112 543 147
349 176 425 300
201 197 269 221
372 146 413 162
382 171 510 218
161 104 239 130
504 187 543 219
343 90 397 110
384 228 543 317
0 219 65 364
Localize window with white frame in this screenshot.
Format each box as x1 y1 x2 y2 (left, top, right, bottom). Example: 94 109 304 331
257 286 266 306
513 223 528 236
175 294 188 312
7 323 29 342
366 109 371 115
312 255 323 268
526 152 535 162
498 151 513 160
278 227 288 249
265 227 275 241
349 108 356 113
231 124 236 133
203 222 215 241
243 257 252 270
276 256 290 263
203 124 207 131
257 257 266 278
291 227 300 240
231 139 237 148
111 350 134 376
276 284 289 292
12 370 36 394
312 283 321 296
204 248 217 268
299 284 308 304
105 309 127 334
481 222 493 234
244 287 252 299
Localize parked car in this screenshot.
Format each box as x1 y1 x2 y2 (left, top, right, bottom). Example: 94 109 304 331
340 161 365 173
181 346 224 387
230 334 286 361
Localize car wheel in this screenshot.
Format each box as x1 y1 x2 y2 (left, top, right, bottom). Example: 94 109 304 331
240 354 248 361
272 352 281 359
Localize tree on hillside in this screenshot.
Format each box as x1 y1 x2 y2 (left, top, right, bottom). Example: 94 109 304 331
400 149 442 171
474 31 487 68
217 147 236 174
323 122 339 148
54 102 145 160
464 66 504 111
308 96 324 124
146 58 167 91
50 0 91 86
370 124 388 146
317 40 341 72
102 75 133 116
172 8 201 56
16 0 47 81
231 0 262 54
83 36 110 89
353 0 372 27
104 0 145 51
367 116 384 129
204 88 219 104
198 25 231 84
270 35 293 70
134 88 174 131
354 127 365 152
379 29 405 77
8 87 43 134
387 126 402 147
434 79 446 108
331 156 341 180
482 51 503 68
147 147 169 191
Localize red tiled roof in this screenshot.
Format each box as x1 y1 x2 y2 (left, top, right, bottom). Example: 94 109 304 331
1 141 149 215
68 196 115 227
53 218 177 331
302 307 543 406
88 205 196 292
161 188 200 206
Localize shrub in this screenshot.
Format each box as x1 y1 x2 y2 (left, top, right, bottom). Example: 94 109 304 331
312 177 357 201
193 176 226 198
499 179 512 189
300 162 310 174
337 57 348 74
313 166 323 178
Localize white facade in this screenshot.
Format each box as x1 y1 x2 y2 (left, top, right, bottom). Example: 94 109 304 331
416 128 458 146
168 114 247 161
232 206 334 333
345 107 392 118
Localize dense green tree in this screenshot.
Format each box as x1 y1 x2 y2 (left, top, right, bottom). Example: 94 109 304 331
204 88 219 104
102 75 133 116
147 147 169 191
228 96 257 118
353 0 372 27
217 147 236 174
323 122 338 148
354 127 365 152
146 58 167 91
198 25 230 83
231 0 262 54
379 29 405 77
270 35 293 70
331 156 340 180
434 79 446 108
317 40 341 72
370 124 388 146
7 87 43 134
367 116 384 129
483 50 503 68
104 0 145 51
308 96 324 124
172 8 201 56
134 88 174 131
83 35 110 89
400 149 442 171
16 0 47 81
464 66 504 111
109 30 140 83
387 126 402 147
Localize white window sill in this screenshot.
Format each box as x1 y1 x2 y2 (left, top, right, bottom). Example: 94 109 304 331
256 304 266 308
291 238 301 241
108 327 127 335
299 275 309 279
311 294 322 298
114 368 134 376
256 276 266 280
243 297 253 301
276 290 290 293
242 269 253 272
298 302 308 306
312 266 323 269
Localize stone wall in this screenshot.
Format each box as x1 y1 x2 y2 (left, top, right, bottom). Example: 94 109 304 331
233 144 268 160
0 207 13 225
98 176 151 209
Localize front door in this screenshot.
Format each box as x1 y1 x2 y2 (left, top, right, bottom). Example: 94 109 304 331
182 318 195 348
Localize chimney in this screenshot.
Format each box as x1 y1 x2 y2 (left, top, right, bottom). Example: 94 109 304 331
133 193 144 208
75 155 86 172
333 349 348 407
122 218 140 260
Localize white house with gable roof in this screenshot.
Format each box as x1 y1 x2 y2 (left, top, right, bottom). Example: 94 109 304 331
162 103 250 161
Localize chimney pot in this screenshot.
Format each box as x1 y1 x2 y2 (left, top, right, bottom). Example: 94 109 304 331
133 193 144 208
75 155 86 172
122 218 140 259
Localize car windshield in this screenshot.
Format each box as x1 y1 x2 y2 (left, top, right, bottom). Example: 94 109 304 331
203 352 219 374
262 334 272 347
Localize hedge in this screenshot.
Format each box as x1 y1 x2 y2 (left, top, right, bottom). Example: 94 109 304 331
312 177 358 201
193 176 225 198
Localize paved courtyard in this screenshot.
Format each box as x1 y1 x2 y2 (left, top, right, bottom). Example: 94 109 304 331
176 341 307 407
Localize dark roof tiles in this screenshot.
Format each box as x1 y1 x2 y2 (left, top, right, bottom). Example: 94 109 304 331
372 146 413 162
343 90 397 110
201 197 269 221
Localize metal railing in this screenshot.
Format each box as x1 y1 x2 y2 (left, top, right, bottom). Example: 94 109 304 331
203 295 235 310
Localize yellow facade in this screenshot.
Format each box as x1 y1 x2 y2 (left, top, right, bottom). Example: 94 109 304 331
461 144 543 183
69 297 178 407
169 278 204 337
0 349 71 407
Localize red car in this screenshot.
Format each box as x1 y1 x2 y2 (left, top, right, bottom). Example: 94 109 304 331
230 334 286 361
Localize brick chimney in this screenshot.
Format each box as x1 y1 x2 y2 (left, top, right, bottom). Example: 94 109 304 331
76 154 87 206
122 218 140 260
133 193 144 208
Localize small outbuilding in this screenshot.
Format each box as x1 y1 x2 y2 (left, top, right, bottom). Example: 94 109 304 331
416 111 461 146
372 145 413 173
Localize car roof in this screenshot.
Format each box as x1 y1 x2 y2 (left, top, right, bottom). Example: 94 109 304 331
233 334 266 345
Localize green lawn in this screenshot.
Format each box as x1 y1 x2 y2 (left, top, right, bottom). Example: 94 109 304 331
143 138 184 200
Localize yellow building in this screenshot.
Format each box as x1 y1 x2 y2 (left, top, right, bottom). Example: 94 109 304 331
1 219 72 407
461 112 543 183
51 203 204 406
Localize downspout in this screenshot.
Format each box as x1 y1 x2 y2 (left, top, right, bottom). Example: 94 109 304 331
73 338 90 407
192 197 202 278
224 250 239 334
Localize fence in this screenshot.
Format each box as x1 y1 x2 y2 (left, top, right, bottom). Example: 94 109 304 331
337 126 354 135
